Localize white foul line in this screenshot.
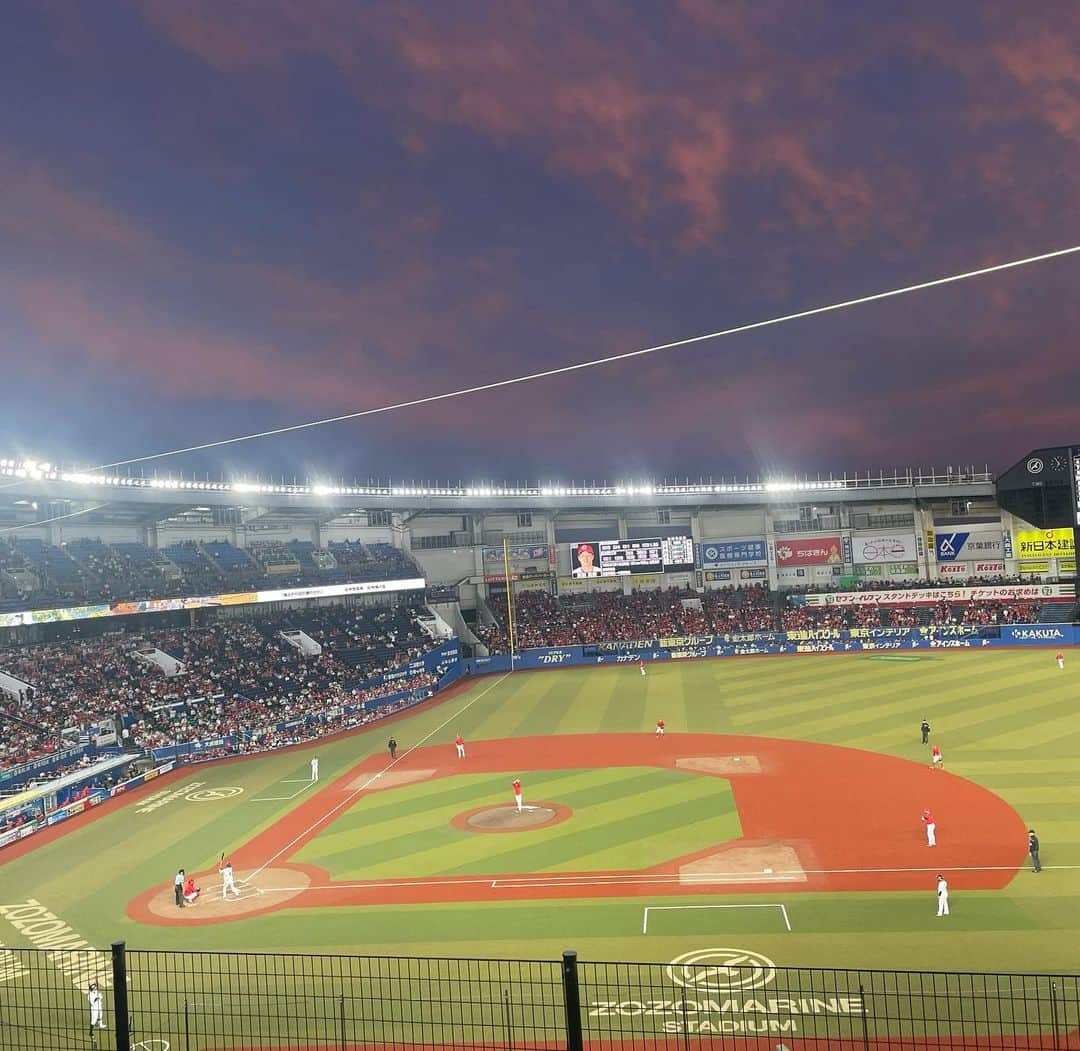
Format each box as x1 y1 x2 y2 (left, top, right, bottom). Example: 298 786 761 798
241 673 513 884
242 862 1079 896
643 904 792 935
251 778 317 803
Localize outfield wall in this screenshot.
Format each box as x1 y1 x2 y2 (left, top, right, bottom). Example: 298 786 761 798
464 623 1078 674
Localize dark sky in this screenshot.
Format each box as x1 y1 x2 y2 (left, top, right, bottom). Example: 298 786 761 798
2 1 1077 484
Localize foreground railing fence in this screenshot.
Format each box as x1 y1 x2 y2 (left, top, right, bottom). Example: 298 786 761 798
1 943 1078 1050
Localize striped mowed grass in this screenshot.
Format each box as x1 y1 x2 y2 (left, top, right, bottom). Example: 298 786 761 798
293 767 741 879
0 649 1078 974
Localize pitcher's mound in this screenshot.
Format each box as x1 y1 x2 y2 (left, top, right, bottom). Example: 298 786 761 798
146 867 312 920
451 802 572 833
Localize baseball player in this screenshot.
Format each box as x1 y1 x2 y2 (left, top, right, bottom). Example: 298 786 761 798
1057 651 1065 670
936 874 949 916
655 719 665 737
219 859 241 899
87 980 106 1033
922 808 936 846
639 658 646 678
512 778 523 813
183 875 201 905
310 755 319 782
455 734 466 759
930 745 943 771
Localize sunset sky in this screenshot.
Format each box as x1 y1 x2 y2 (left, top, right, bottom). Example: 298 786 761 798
2 1 1077 484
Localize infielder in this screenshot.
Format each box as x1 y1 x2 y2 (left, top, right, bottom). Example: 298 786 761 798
930 745 943 771
936 874 949 916
87 980 106 1033
220 859 241 899
922 808 936 846
655 719 665 737
455 734 466 759
512 778 523 813
310 755 319 781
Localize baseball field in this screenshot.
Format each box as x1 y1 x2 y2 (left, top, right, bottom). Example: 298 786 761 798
2 649 1079 1047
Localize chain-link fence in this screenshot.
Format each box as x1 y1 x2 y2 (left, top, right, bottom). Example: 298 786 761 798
1 944 1078 1050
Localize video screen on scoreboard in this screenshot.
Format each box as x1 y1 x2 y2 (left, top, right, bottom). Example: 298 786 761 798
570 537 694 577
660 535 695 573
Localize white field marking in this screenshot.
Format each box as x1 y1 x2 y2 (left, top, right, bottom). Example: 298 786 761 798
241 672 513 884
281 778 315 784
642 903 791 935
251 778 317 802
239 862 1080 896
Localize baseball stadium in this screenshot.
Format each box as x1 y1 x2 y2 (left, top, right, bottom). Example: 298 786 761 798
1 449 1078 1050
4 4 1080 1049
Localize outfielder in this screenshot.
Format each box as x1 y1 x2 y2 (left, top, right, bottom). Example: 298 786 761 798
1057 651 1065 670
220 859 241 899
87 980 106 1033
639 658 646 678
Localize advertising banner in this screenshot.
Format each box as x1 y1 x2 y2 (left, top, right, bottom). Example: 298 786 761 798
0 578 426 629
774 536 843 567
804 584 1073 607
739 568 768 581
482 545 551 565
938 563 970 577
1015 529 1074 560
855 564 884 578
1062 559 1076 574
700 539 767 568
704 570 732 582
854 533 917 564
887 562 919 575
1018 561 1051 574
973 561 1006 574
934 531 1005 562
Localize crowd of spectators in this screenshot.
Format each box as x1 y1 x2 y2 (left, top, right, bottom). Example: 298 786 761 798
477 586 1051 652
478 587 779 651
0 603 437 771
0 536 419 613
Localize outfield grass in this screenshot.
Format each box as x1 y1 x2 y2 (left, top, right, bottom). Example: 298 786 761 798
1 650 1079 976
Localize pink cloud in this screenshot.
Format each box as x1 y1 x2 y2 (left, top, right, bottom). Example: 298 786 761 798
0 150 153 251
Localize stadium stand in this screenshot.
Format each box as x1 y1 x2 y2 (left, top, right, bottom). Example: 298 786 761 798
0 537 421 611
477 587 1051 652
0 602 436 770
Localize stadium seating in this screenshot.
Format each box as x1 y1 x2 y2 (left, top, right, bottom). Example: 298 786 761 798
0 537 421 611
0 603 436 770
477 587 1049 653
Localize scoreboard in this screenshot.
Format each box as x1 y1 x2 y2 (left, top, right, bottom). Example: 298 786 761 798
591 537 695 575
